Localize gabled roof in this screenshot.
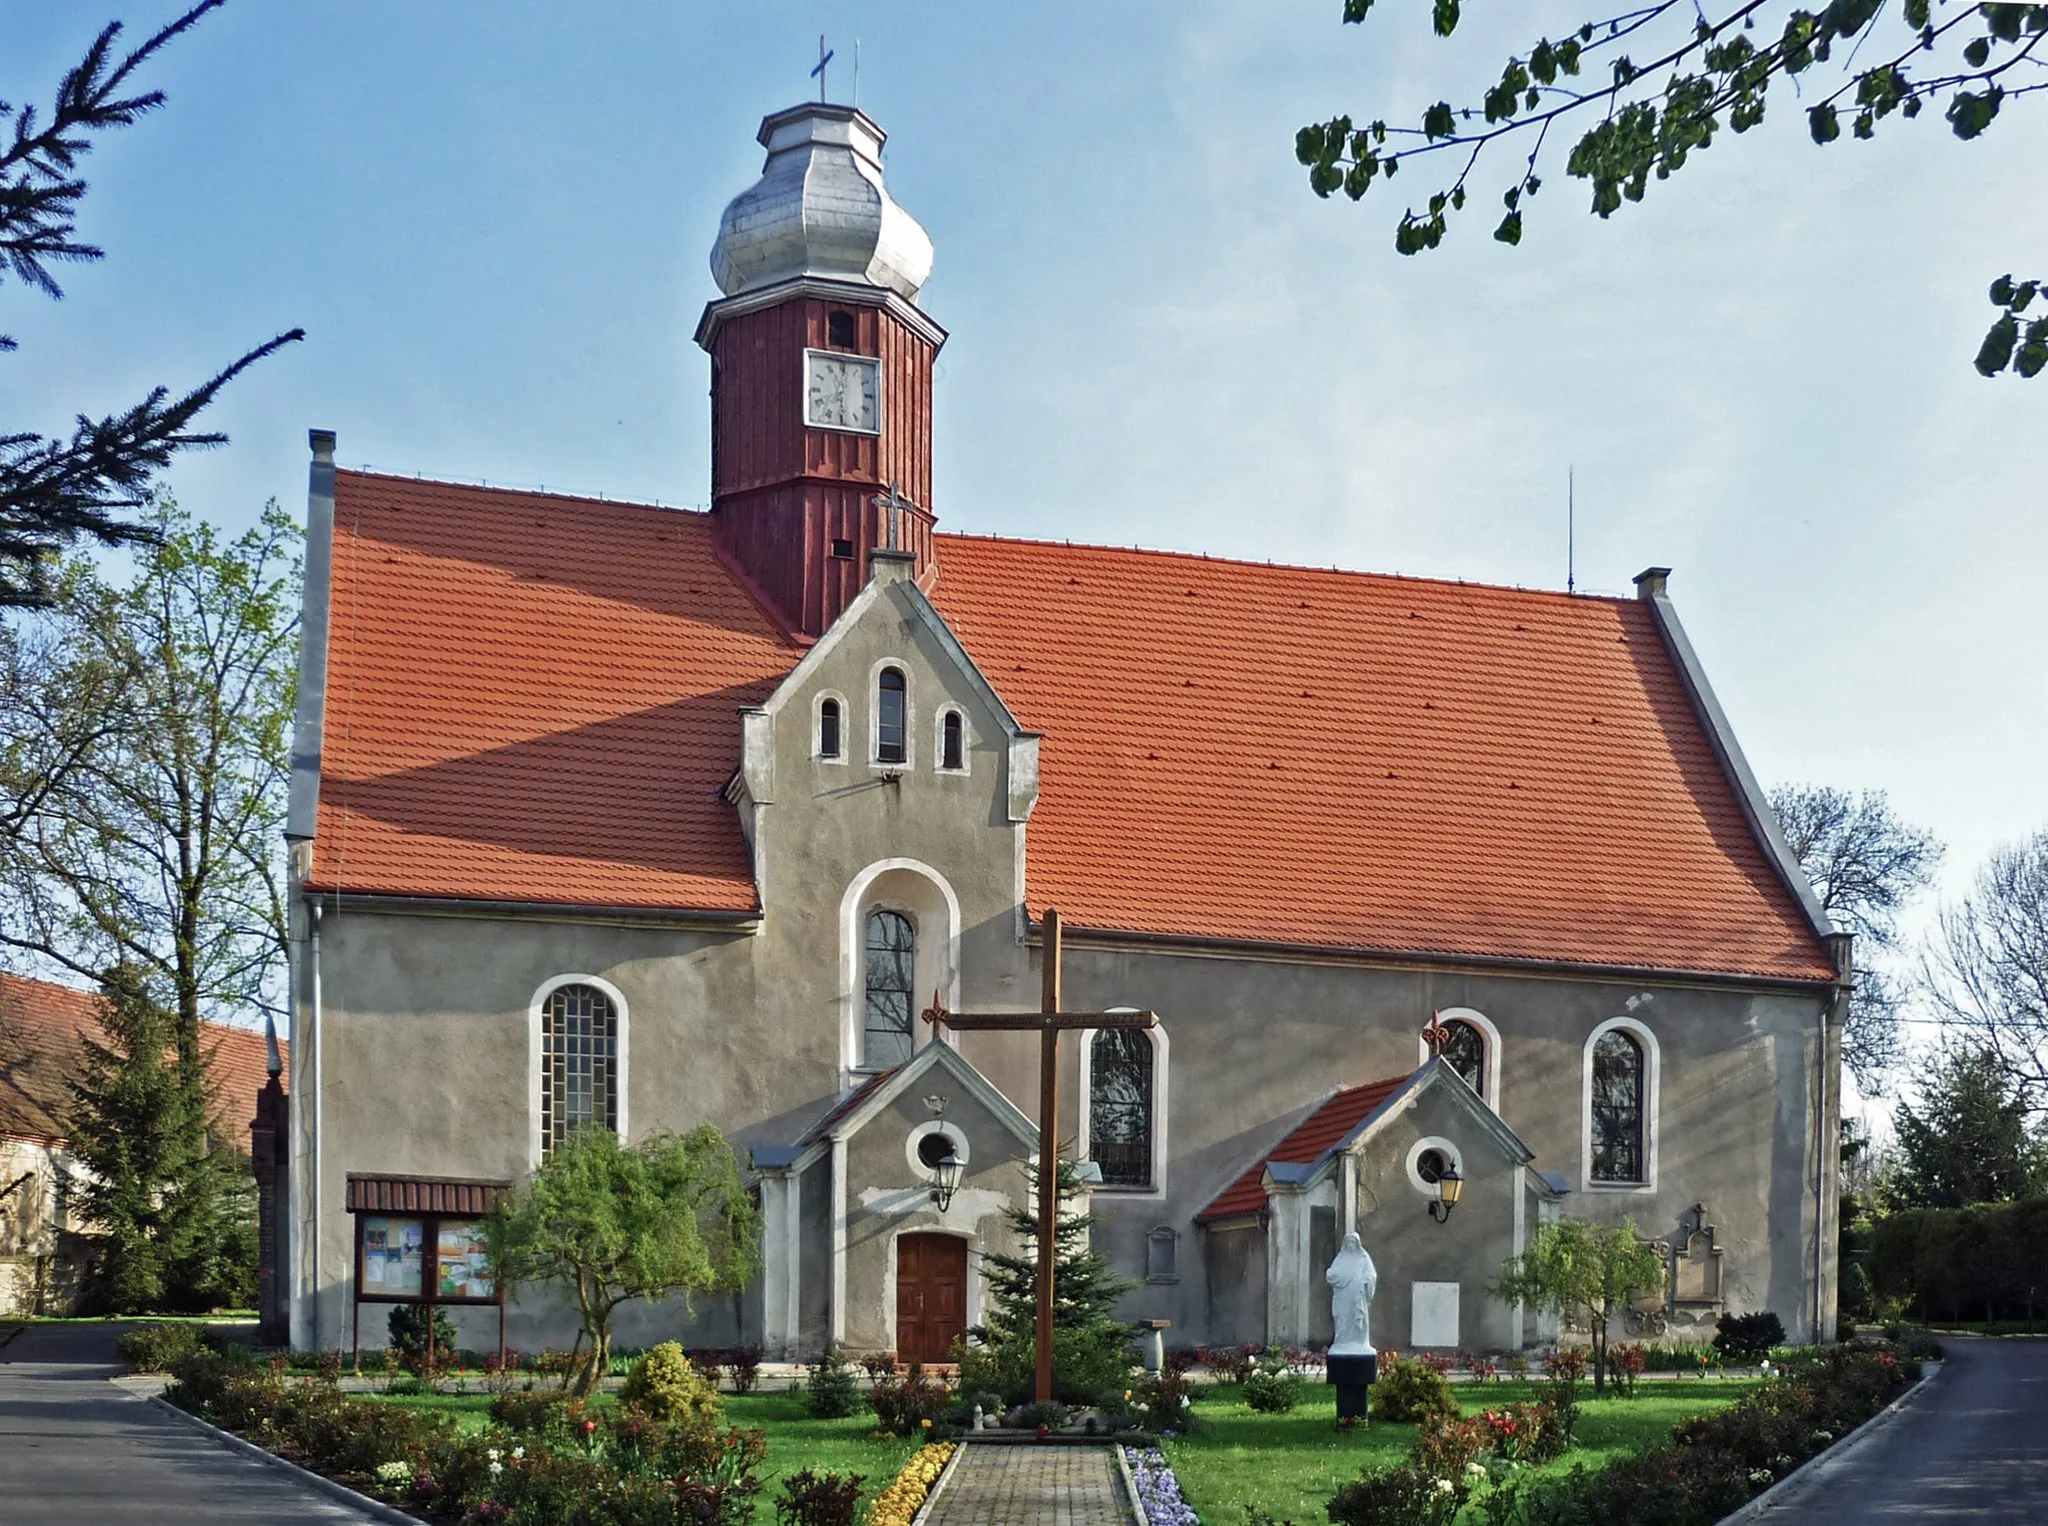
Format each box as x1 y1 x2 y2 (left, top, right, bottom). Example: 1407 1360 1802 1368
1195 1060 1534 1223
308 473 1834 982
793 1040 1037 1152
0 973 286 1147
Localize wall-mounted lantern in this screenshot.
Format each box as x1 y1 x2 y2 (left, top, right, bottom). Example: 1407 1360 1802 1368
920 1095 964 1211
1428 1162 1463 1224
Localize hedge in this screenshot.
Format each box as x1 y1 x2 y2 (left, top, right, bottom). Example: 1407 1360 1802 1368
1867 1198 2048 1323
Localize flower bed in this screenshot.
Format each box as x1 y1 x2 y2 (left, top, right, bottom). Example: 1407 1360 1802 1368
865 1441 953 1526
1124 1446 1201 1526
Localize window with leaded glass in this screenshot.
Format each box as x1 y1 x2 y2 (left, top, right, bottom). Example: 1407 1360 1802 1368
541 983 618 1154
941 710 964 770
1440 1019 1486 1101
1590 1029 1646 1183
819 698 842 759
1090 1027 1155 1188
863 909 916 1067
877 668 907 764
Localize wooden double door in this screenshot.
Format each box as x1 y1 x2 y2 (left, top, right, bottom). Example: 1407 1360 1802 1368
895 1233 968 1365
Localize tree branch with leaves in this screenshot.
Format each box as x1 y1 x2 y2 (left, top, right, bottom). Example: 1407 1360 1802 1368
1296 1 2047 376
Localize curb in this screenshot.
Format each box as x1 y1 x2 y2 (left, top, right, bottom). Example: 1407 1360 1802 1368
131 1387 426 1526
1717 1360 1944 1524
909 1440 969 1526
1111 1443 1149 1526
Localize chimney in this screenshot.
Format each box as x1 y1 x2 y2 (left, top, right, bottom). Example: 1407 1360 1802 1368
1634 566 1672 600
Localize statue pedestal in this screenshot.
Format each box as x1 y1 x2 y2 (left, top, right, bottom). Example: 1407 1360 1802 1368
1327 1352 1378 1422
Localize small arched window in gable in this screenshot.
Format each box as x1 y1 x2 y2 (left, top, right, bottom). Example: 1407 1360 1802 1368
1440 1019 1487 1102
1590 1029 1646 1183
1090 1028 1155 1188
877 667 907 764
818 697 843 760
941 710 964 771
541 983 618 1154
863 909 916 1067
828 308 857 348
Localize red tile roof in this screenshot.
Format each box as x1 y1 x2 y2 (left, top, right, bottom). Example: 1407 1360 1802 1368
0 973 285 1146
1197 1073 1412 1222
799 1065 902 1145
310 473 1833 982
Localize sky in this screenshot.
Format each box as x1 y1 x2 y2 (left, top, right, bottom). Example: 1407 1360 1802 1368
6 3 2045 1062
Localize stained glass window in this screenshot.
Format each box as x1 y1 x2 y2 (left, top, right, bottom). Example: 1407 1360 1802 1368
863 910 916 1067
541 983 617 1154
1090 1027 1154 1188
1590 1029 1646 1183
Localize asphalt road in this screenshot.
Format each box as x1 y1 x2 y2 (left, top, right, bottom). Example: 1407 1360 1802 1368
0 1320 382 1525
1747 1336 2048 1523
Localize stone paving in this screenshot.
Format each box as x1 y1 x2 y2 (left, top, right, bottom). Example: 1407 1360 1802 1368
925 1443 1133 1526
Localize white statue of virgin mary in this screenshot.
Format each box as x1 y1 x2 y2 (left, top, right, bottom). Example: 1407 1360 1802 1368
1326 1231 1378 1357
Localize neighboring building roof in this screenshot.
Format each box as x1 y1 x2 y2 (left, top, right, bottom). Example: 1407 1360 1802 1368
309 472 1834 982
0 973 287 1148
1197 1073 1411 1223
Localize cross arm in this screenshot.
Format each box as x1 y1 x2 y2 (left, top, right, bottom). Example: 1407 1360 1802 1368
925 1010 1156 1033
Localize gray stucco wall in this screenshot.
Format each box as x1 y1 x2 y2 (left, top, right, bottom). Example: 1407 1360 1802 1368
291 569 1837 1354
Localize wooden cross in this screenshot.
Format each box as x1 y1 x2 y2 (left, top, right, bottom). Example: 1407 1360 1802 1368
872 479 916 552
1421 1010 1451 1055
920 908 1156 1403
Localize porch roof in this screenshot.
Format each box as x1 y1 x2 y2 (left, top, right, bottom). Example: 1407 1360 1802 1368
1196 1071 1413 1222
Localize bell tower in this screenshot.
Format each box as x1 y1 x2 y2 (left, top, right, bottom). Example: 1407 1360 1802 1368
695 103 946 639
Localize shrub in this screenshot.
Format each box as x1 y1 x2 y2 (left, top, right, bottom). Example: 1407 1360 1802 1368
1610 1341 1649 1397
1242 1352 1303 1414
619 1342 723 1426
774 1467 865 1526
870 1365 953 1436
805 1345 863 1419
1477 1401 1566 1465
1195 1343 1256 1383
1370 1355 1457 1425
117 1323 204 1372
1714 1312 1788 1364
490 1388 571 1435
1017 1400 1069 1432
387 1303 459 1372
1327 1464 1464 1526
958 1323 1135 1407
1128 1372 1198 1434
860 1351 898 1380
1164 1346 1201 1376
726 1344 762 1394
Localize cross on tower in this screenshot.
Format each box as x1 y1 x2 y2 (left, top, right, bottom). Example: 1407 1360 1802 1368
1421 1011 1452 1055
872 479 917 552
810 35 835 102
921 908 1157 1404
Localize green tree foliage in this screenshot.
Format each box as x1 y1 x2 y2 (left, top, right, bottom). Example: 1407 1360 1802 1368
1770 784 1941 1091
484 1126 763 1398
1868 1196 2048 1322
1924 830 2048 1105
1494 1217 1665 1396
962 1157 1137 1405
65 963 255 1312
1296 2 2047 375
1890 1047 2045 1207
0 498 299 1060
0 3 301 605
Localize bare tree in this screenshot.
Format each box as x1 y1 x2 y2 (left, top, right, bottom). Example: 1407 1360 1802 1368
1770 784 1941 1092
1925 831 2048 1108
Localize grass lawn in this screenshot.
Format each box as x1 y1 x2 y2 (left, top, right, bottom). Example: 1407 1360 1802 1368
369 1388 920 1523
1161 1376 1760 1526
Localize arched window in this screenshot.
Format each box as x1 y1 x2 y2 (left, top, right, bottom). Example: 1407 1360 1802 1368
863 909 916 1067
828 309 857 347
1590 1030 1646 1183
819 697 843 759
541 983 618 1154
877 668 907 764
1089 1028 1155 1188
1440 1019 1486 1102
941 711 964 771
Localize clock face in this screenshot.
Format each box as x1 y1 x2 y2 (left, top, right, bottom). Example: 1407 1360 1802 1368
804 351 880 434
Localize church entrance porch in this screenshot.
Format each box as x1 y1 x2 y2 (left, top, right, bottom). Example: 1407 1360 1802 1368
896 1232 968 1364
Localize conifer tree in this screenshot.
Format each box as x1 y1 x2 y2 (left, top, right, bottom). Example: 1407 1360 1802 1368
965 1158 1136 1405
1890 1048 2046 1210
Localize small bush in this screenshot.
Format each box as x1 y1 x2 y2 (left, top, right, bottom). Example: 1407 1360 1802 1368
1196 1342 1257 1383
1714 1311 1788 1364
116 1323 204 1372
1129 1372 1198 1434
490 1387 570 1434
1327 1464 1464 1526
726 1344 763 1395
1370 1355 1457 1425
1610 1341 1649 1397
870 1364 953 1436
620 1341 724 1425
1017 1400 1070 1432
774 1467 865 1526
387 1304 458 1373
1242 1352 1303 1414
805 1345 863 1419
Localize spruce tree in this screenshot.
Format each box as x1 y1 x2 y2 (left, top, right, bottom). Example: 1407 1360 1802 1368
1891 1048 2046 1210
965 1158 1136 1406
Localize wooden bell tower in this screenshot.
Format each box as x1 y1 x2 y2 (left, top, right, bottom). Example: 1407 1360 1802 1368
696 104 946 640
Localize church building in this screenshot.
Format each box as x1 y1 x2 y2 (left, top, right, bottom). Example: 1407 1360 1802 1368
283 101 1847 1361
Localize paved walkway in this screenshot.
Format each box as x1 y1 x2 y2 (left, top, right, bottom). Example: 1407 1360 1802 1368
1745 1336 2048 1522
0 1321 383 1525
925 1443 1131 1525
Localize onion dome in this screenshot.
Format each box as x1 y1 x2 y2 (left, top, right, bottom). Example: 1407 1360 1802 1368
710 103 934 303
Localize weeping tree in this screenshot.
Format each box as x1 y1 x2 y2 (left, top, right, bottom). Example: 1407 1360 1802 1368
1495 1217 1666 1396
484 1126 762 1397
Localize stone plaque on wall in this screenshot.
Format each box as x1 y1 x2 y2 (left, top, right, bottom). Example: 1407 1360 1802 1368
1411 1280 1460 1348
